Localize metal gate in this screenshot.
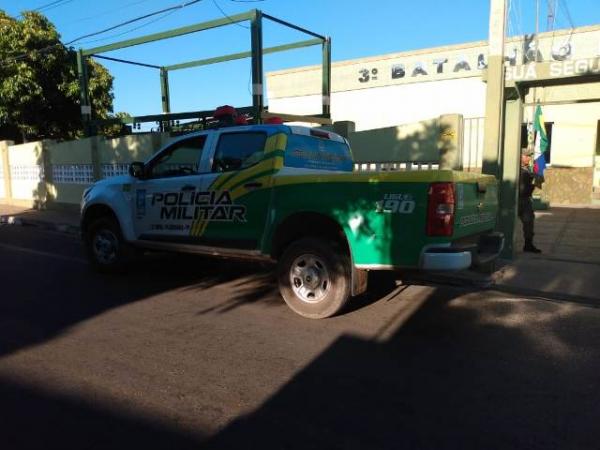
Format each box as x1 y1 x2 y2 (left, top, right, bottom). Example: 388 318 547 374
462 117 485 172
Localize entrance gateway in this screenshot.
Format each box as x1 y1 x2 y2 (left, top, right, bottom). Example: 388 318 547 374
482 0 600 258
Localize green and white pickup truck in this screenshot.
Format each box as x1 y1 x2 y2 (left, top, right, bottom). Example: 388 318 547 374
81 123 503 318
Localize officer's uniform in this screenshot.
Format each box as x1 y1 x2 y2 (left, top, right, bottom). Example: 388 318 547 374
518 166 536 243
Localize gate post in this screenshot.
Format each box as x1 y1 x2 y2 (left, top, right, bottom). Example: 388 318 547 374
0 140 14 204
497 90 524 259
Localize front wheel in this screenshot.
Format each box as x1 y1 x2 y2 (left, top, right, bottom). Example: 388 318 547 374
278 238 351 319
84 217 135 273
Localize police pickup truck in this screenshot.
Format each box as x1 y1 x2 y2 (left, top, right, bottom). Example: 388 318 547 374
81 122 503 318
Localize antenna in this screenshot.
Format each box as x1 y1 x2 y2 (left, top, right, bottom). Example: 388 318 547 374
546 0 558 31
535 0 540 36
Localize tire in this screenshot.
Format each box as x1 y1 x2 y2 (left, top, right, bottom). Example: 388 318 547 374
277 238 351 319
84 216 135 273
473 260 496 275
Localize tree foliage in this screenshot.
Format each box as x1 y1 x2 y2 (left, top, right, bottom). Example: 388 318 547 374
0 11 114 142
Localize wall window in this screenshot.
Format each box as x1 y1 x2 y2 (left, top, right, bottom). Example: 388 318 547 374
212 132 267 172
521 122 553 164
284 134 354 172
149 135 206 178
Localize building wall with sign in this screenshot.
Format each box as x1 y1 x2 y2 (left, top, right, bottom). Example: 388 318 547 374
267 24 600 204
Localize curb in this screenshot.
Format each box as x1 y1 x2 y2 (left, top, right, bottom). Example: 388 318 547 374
490 283 600 306
407 266 600 305
0 214 80 236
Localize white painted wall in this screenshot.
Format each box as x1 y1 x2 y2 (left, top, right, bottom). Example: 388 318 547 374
0 157 5 199
270 77 487 132
8 142 43 201
267 25 600 177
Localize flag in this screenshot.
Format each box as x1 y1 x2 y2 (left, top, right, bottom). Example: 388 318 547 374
533 105 548 176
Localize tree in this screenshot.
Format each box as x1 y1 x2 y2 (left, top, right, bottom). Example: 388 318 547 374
0 11 114 143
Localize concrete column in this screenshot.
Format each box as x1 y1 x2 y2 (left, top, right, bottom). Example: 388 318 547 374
333 121 355 139
482 0 507 177
498 92 523 259
90 136 102 181
0 140 14 204
438 114 464 170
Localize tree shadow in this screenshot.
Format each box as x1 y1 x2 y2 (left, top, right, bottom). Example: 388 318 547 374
0 241 401 359
186 263 281 315
3 231 600 449
349 118 455 166
0 243 275 358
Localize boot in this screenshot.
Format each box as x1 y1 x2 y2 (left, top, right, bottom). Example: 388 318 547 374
523 240 542 253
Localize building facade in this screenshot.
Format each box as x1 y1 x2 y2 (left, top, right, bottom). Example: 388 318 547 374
267 25 600 205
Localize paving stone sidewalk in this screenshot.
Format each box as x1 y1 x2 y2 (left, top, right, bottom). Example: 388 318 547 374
0 204 80 235
497 206 600 301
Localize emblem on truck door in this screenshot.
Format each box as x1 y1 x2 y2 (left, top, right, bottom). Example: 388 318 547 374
136 189 146 217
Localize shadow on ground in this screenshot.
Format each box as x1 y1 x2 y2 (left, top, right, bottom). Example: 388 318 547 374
3 230 600 449
206 287 600 450
501 207 600 301
0 245 276 359
1 376 203 450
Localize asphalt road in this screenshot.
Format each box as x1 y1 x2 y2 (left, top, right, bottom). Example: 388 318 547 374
1 225 599 450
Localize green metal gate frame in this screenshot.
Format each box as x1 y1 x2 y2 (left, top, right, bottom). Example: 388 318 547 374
77 9 332 134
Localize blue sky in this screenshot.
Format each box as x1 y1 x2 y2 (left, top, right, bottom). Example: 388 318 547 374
3 0 600 118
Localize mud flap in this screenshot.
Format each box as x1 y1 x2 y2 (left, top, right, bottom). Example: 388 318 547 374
351 267 368 297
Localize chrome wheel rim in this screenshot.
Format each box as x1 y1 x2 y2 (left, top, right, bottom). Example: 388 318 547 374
289 254 330 303
93 229 118 265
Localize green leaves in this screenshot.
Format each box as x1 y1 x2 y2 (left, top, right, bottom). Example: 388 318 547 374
0 10 114 142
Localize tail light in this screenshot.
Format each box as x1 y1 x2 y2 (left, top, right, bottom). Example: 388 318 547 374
426 182 455 236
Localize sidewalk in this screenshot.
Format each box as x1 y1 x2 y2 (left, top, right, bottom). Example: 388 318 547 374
0 204 80 235
494 206 600 301
1 204 599 302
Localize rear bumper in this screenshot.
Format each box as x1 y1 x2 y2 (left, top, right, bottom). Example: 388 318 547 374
420 232 504 271
421 248 472 271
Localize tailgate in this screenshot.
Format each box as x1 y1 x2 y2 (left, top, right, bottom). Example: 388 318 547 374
453 173 498 238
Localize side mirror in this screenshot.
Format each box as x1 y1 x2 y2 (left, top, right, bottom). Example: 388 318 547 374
129 161 145 179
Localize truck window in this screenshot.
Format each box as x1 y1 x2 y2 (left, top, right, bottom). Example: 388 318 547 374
148 135 206 178
284 134 353 172
212 132 267 172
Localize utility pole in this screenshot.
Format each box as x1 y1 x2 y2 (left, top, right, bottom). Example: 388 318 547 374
535 0 540 61
536 0 540 34
483 0 524 259
482 0 507 178
547 0 558 31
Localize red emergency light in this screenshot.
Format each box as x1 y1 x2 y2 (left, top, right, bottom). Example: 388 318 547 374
214 105 237 118
264 116 284 124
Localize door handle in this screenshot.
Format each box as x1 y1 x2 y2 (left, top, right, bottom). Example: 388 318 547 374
181 185 196 191
244 182 263 189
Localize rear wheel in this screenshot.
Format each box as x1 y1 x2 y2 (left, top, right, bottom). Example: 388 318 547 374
278 238 351 319
85 217 135 273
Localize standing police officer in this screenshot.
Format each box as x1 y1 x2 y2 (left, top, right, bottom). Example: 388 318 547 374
519 149 542 253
